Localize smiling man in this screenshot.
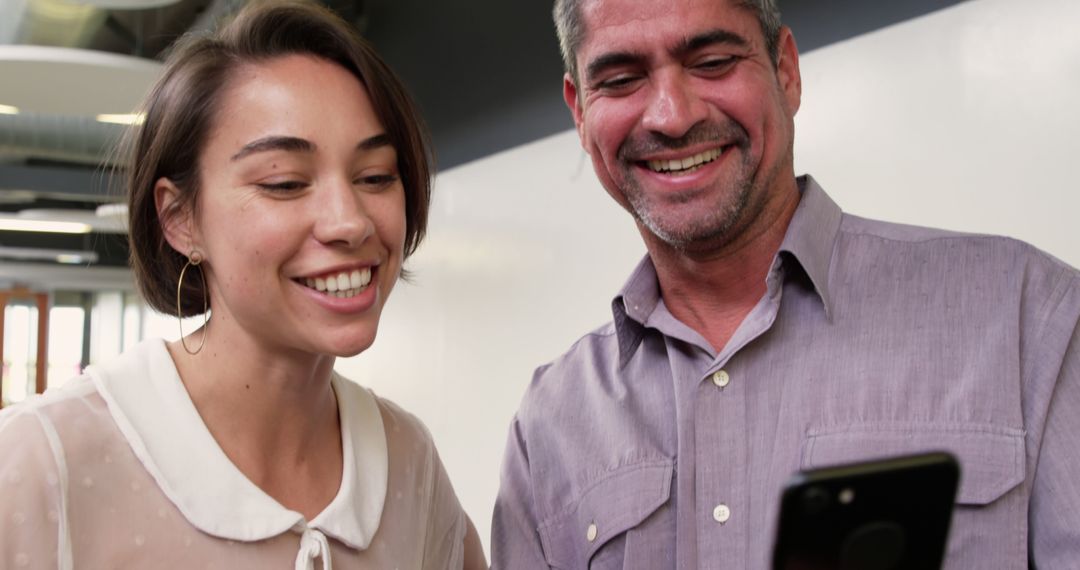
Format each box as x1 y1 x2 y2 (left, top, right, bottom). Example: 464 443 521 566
491 0 1080 568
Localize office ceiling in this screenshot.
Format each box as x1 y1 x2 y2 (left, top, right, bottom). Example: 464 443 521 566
0 0 969 279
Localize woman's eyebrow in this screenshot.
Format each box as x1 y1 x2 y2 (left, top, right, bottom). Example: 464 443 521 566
358 133 392 151
231 136 315 161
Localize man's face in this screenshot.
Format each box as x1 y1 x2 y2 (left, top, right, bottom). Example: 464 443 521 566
564 0 801 253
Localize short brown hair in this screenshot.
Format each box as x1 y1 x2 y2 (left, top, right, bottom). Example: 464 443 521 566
126 0 432 316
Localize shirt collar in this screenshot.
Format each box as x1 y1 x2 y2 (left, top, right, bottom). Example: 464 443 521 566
611 174 842 366
86 338 387 550
778 174 842 321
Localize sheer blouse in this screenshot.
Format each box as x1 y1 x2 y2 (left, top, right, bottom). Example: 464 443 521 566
0 339 466 569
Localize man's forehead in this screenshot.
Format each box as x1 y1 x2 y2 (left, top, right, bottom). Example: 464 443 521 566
577 0 758 53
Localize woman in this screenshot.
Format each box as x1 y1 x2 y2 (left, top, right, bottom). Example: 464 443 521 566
0 2 485 568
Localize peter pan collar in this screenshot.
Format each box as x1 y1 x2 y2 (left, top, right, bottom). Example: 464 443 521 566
86 338 387 550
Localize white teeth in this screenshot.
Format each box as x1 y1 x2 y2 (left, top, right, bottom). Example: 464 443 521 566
647 147 723 174
303 267 374 297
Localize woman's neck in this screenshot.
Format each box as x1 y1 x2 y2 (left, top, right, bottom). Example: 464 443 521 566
166 325 344 519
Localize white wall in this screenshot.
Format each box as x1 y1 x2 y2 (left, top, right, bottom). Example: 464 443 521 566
335 0 1080 553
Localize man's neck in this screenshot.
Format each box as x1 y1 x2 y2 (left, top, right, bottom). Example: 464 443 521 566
645 184 801 353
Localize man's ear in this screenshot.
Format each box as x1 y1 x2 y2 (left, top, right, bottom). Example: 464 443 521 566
154 177 197 256
563 73 589 152
775 26 802 115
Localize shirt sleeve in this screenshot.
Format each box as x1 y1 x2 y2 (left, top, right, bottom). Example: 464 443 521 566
1028 281 1080 568
491 414 550 570
0 407 66 569
421 437 467 570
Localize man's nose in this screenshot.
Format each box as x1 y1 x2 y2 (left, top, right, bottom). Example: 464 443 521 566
641 70 708 139
312 180 374 248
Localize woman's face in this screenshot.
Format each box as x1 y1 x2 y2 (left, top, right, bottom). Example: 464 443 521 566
177 54 406 358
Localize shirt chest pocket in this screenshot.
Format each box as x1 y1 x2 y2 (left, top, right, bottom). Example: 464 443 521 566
537 460 675 570
803 424 1028 567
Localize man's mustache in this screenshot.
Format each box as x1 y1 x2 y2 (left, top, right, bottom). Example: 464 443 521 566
617 120 750 161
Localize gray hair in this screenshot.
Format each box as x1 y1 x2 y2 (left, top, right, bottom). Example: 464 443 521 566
554 0 783 84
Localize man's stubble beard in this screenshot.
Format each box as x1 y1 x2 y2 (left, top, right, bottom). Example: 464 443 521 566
614 120 765 254
620 148 759 255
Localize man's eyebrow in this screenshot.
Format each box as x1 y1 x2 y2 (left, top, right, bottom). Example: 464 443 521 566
585 52 645 83
230 136 314 161
583 29 750 83
676 29 750 57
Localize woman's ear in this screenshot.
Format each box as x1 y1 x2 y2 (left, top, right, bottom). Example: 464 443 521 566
154 177 197 256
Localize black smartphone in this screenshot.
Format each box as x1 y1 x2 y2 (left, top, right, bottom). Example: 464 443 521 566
771 451 960 570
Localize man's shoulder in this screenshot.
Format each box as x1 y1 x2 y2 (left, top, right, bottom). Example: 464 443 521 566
534 320 619 377
517 321 621 412
838 212 1077 276
833 213 1080 329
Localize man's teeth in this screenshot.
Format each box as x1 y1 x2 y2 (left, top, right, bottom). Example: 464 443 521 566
646 147 722 173
303 268 372 298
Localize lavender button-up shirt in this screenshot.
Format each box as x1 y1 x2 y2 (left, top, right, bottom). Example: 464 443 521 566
492 176 1080 569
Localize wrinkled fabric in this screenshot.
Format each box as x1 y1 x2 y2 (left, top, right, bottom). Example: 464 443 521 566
493 176 1080 569
0 339 467 570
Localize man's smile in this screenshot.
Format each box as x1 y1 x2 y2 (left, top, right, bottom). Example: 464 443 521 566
642 147 724 175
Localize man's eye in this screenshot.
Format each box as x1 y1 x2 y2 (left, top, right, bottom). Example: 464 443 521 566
596 74 642 92
695 56 738 72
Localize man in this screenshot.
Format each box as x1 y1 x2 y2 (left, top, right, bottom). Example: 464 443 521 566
492 0 1080 568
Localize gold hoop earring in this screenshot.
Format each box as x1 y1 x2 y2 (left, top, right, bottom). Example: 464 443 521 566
177 251 209 355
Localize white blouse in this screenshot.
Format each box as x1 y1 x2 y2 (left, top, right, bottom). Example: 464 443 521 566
0 339 466 569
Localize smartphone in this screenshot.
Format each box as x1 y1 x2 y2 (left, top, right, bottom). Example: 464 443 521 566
771 451 960 570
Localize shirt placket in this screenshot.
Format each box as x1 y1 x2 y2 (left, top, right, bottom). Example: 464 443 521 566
675 261 786 569
695 355 748 569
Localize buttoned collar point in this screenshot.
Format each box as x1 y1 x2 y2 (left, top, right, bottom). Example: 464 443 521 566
85 338 388 554
612 257 660 368
611 174 841 365
778 175 842 322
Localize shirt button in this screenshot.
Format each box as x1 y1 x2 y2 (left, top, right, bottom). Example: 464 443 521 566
713 503 731 524
586 522 598 542
712 370 730 388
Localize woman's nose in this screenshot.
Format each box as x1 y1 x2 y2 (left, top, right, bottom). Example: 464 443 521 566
311 180 374 248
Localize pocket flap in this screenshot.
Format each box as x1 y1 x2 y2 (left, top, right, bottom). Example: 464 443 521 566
803 425 1025 505
537 459 673 569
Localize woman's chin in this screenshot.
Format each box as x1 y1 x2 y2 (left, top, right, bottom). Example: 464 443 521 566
320 332 378 358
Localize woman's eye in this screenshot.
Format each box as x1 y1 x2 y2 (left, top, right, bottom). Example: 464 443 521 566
257 180 307 192
357 174 399 188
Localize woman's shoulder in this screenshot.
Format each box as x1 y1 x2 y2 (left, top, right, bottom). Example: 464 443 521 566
332 374 437 450
0 375 102 437
0 374 112 480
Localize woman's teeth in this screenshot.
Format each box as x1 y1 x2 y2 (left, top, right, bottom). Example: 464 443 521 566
303 268 372 298
646 147 722 174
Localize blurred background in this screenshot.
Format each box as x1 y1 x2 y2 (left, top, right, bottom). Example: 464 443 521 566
1 0 1077 555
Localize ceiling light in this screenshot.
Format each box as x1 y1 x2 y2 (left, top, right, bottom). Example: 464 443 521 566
0 104 19 114
0 246 98 264
55 252 98 264
0 219 92 234
95 113 144 125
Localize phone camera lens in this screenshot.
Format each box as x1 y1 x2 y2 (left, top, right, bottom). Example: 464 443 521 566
803 486 830 514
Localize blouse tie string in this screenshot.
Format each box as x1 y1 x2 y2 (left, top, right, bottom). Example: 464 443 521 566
296 527 333 570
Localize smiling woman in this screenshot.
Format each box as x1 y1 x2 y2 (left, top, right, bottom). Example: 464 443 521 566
0 2 484 569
